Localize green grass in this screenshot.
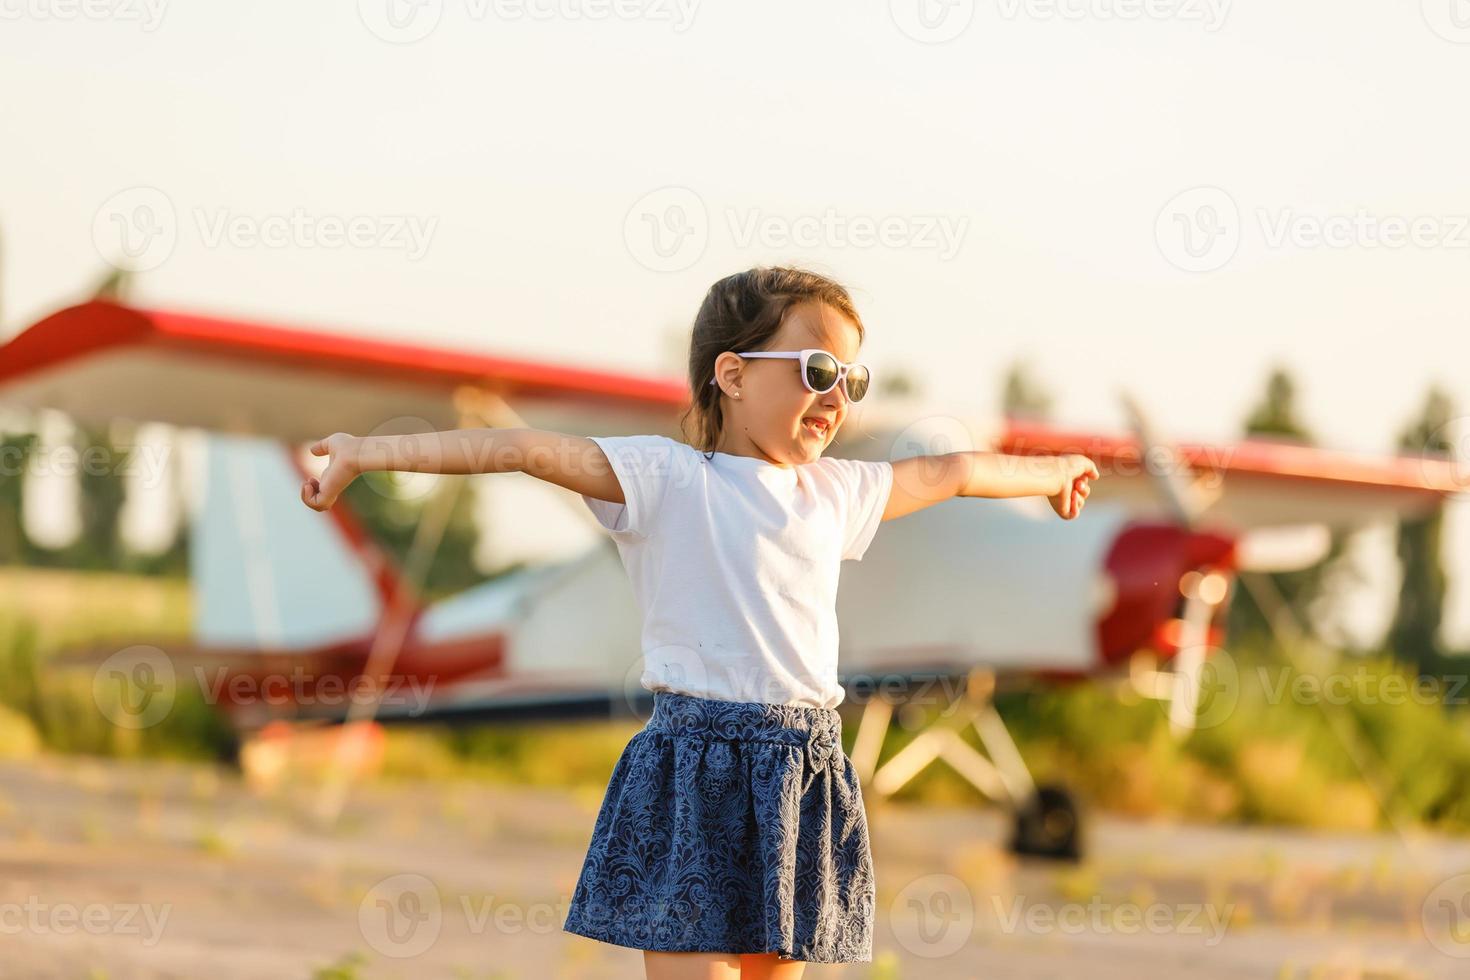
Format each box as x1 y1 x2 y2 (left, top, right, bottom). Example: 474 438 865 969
7 566 1470 834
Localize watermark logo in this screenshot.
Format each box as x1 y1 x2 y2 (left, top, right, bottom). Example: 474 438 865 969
92 645 176 730
623 186 709 272
93 186 177 273
92 188 438 272
1155 186 1239 273
623 188 971 271
1423 873 1470 957
1418 417 1470 494
358 0 444 43
890 873 975 958
889 0 975 43
1421 0 1470 43
1158 188 1470 272
359 873 443 958
888 415 980 503
1180 649 1239 730
344 416 451 504
620 648 714 718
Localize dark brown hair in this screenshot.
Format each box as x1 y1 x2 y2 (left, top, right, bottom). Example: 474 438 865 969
680 266 866 455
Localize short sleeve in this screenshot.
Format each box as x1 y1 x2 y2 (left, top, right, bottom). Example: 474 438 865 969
824 457 894 561
580 434 683 540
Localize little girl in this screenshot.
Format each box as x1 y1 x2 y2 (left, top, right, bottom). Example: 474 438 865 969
301 266 1098 978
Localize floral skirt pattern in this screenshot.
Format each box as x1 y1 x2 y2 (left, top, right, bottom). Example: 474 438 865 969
562 690 875 963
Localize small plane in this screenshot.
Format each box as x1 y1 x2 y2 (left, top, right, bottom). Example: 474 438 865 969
1 298 1461 859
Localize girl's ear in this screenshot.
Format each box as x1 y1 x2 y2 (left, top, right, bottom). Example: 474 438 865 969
711 351 741 397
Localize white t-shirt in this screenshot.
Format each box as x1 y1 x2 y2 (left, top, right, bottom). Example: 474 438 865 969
580 434 894 709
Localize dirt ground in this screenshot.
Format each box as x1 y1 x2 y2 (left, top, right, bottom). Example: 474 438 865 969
1 754 1468 979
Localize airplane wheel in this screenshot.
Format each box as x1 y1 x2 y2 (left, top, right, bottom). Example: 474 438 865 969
1009 783 1083 862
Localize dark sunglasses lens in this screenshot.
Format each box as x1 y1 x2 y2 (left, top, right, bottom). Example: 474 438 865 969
805 352 839 392
845 365 870 402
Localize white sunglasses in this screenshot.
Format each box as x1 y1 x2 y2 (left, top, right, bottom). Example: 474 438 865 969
709 348 872 402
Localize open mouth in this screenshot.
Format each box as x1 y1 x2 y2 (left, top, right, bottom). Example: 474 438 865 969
801 417 831 438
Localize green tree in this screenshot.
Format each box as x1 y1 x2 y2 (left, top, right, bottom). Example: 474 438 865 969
59 421 127 570
1388 386 1455 672
1243 367 1310 440
1001 359 1053 421
1227 366 1350 645
0 430 36 564
342 473 490 600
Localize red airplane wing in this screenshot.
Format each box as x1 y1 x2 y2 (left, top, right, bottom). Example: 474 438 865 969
999 420 1464 529
0 301 689 443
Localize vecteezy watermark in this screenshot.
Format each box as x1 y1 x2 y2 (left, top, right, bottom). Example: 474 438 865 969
1421 0 1470 43
93 646 177 730
1156 186 1470 272
356 0 699 43
1257 666 1470 708
890 874 975 958
93 186 178 273
193 208 437 260
0 0 167 31
360 874 443 958
995 0 1231 31
91 647 437 729
623 187 970 272
1423 873 1470 958
1257 209 1470 252
1418 417 1470 494
990 895 1236 946
1155 186 1240 273
727 208 969 261
92 186 438 272
889 0 976 43
0 897 172 946
192 667 437 717
623 187 709 273
890 0 1228 43
0 438 172 489
359 874 573 957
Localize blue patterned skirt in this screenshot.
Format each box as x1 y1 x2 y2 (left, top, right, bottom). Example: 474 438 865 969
562 690 875 963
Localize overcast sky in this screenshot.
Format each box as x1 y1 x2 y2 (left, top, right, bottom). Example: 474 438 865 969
2 0 1467 643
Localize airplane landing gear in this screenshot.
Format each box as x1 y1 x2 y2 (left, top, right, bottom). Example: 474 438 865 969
848 667 1086 862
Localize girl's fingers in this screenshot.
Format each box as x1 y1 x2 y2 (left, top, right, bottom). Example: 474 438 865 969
302 478 326 510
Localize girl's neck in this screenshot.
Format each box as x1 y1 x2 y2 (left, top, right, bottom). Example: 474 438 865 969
711 433 791 469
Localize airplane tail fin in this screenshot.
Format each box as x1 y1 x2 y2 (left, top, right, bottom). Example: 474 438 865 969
184 433 404 650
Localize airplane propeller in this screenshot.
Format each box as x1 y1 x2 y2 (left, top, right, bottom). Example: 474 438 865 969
1118 390 1254 736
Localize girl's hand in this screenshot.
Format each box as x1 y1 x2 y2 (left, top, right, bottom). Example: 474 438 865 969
1048 454 1099 520
301 432 362 512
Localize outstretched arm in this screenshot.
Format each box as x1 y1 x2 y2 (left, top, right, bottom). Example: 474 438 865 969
885 451 1099 522
299 427 627 512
